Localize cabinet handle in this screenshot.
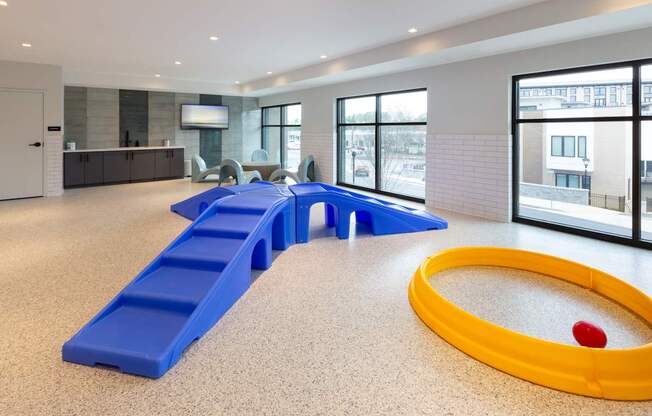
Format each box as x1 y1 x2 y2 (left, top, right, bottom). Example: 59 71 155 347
79 154 83 163
125 152 129 161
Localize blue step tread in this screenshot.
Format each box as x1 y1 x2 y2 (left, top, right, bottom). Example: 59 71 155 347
123 266 221 308
193 213 261 238
163 236 246 268
64 183 446 378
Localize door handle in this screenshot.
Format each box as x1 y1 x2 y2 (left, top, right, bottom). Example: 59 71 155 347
29 142 42 147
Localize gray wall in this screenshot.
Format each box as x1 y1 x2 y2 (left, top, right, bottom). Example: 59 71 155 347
520 183 589 205
119 90 148 147
64 88 261 162
86 88 119 149
148 91 176 146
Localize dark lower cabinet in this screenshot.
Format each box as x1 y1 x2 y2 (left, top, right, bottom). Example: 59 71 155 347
64 152 104 187
155 149 185 178
64 148 184 188
171 149 184 178
103 151 131 184
155 150 171 178
130 151 157 181
64 153 84 187
85 152 104 185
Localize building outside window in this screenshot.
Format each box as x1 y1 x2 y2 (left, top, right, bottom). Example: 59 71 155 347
261 104 302 169
569 87 577 103
516 61 652 248
337 89 427 200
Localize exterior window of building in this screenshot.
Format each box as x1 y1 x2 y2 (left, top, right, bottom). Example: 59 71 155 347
551 136 575 157
555 173 581 189
569 87 577 103
261 104 301 169
515 63 642 245
578 136 587 158
337 89 427 201
609 86 618 105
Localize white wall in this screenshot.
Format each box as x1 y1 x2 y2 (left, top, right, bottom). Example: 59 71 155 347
259 27 652 222
0 60 64 197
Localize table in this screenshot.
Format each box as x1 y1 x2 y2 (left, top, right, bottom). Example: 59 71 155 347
241 161 281 180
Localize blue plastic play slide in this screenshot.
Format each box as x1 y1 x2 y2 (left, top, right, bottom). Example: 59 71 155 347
63 183 446 378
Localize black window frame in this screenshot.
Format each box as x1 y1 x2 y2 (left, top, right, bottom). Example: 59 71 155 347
512 58 652 250
261 103 301 168
336 88 427 203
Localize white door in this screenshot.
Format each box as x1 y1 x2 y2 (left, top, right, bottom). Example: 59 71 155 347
0 90 44 200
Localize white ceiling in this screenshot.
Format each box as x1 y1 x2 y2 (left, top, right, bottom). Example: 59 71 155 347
0 0 545 87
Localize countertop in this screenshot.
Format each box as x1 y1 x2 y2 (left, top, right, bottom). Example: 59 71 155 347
63 146 185 153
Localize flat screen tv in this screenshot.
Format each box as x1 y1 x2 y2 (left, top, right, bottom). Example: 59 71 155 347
181 104 229 129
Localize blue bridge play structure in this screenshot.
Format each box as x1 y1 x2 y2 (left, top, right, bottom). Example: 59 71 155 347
62 182 447 378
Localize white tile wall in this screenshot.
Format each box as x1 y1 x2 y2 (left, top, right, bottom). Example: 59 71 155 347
45 133 63 197
426 134 511 222
301 131 336 184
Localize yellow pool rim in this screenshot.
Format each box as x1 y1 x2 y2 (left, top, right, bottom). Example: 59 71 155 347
407 247 652 401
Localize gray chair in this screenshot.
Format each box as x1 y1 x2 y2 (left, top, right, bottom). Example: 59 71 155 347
218 158 262 186
191 154 221 182
251 149 270 162
268 155 315 184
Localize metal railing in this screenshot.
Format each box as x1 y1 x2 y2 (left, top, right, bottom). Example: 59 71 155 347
589 193 625 212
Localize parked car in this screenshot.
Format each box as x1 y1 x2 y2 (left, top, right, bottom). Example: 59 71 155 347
354 166 370 177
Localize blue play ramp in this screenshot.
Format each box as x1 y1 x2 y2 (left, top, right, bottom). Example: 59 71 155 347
290 183 447 243
63 183 444 378
63 185 294 378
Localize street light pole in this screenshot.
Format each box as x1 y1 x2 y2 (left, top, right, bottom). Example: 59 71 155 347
582 157 591 201
352 151 357 185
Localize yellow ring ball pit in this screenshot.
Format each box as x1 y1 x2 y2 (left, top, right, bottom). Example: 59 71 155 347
407 247 652 401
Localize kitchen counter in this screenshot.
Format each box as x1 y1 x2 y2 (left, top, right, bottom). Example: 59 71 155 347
64 146 185 153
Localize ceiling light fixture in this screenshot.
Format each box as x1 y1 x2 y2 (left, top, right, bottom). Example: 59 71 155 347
21 43 32 48
235 81 240 84
320 55 328 59
174 60 182 65
155 74 161 78
209 36 219 41
267 71 273 75
0 1 8 7
408 27 418 34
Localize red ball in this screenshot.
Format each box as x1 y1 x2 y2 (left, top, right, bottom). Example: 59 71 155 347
572 321 607 348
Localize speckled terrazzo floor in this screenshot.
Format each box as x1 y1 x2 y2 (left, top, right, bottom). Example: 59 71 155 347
1 179 652 415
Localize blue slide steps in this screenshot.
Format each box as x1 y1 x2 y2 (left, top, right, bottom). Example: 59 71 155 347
63 183 445 378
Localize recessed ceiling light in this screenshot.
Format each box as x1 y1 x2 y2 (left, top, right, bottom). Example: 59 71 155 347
235 81 240 84
209 36 219 41
267 71 273 75
408 27 418 34
0 1 8 7
320 55 328 59
21 43 32 48
174 60 182 65
155 74 161 78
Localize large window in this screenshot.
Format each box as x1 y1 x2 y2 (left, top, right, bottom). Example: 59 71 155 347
337 89 427 200
261 104 301 169
514 59 652 249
